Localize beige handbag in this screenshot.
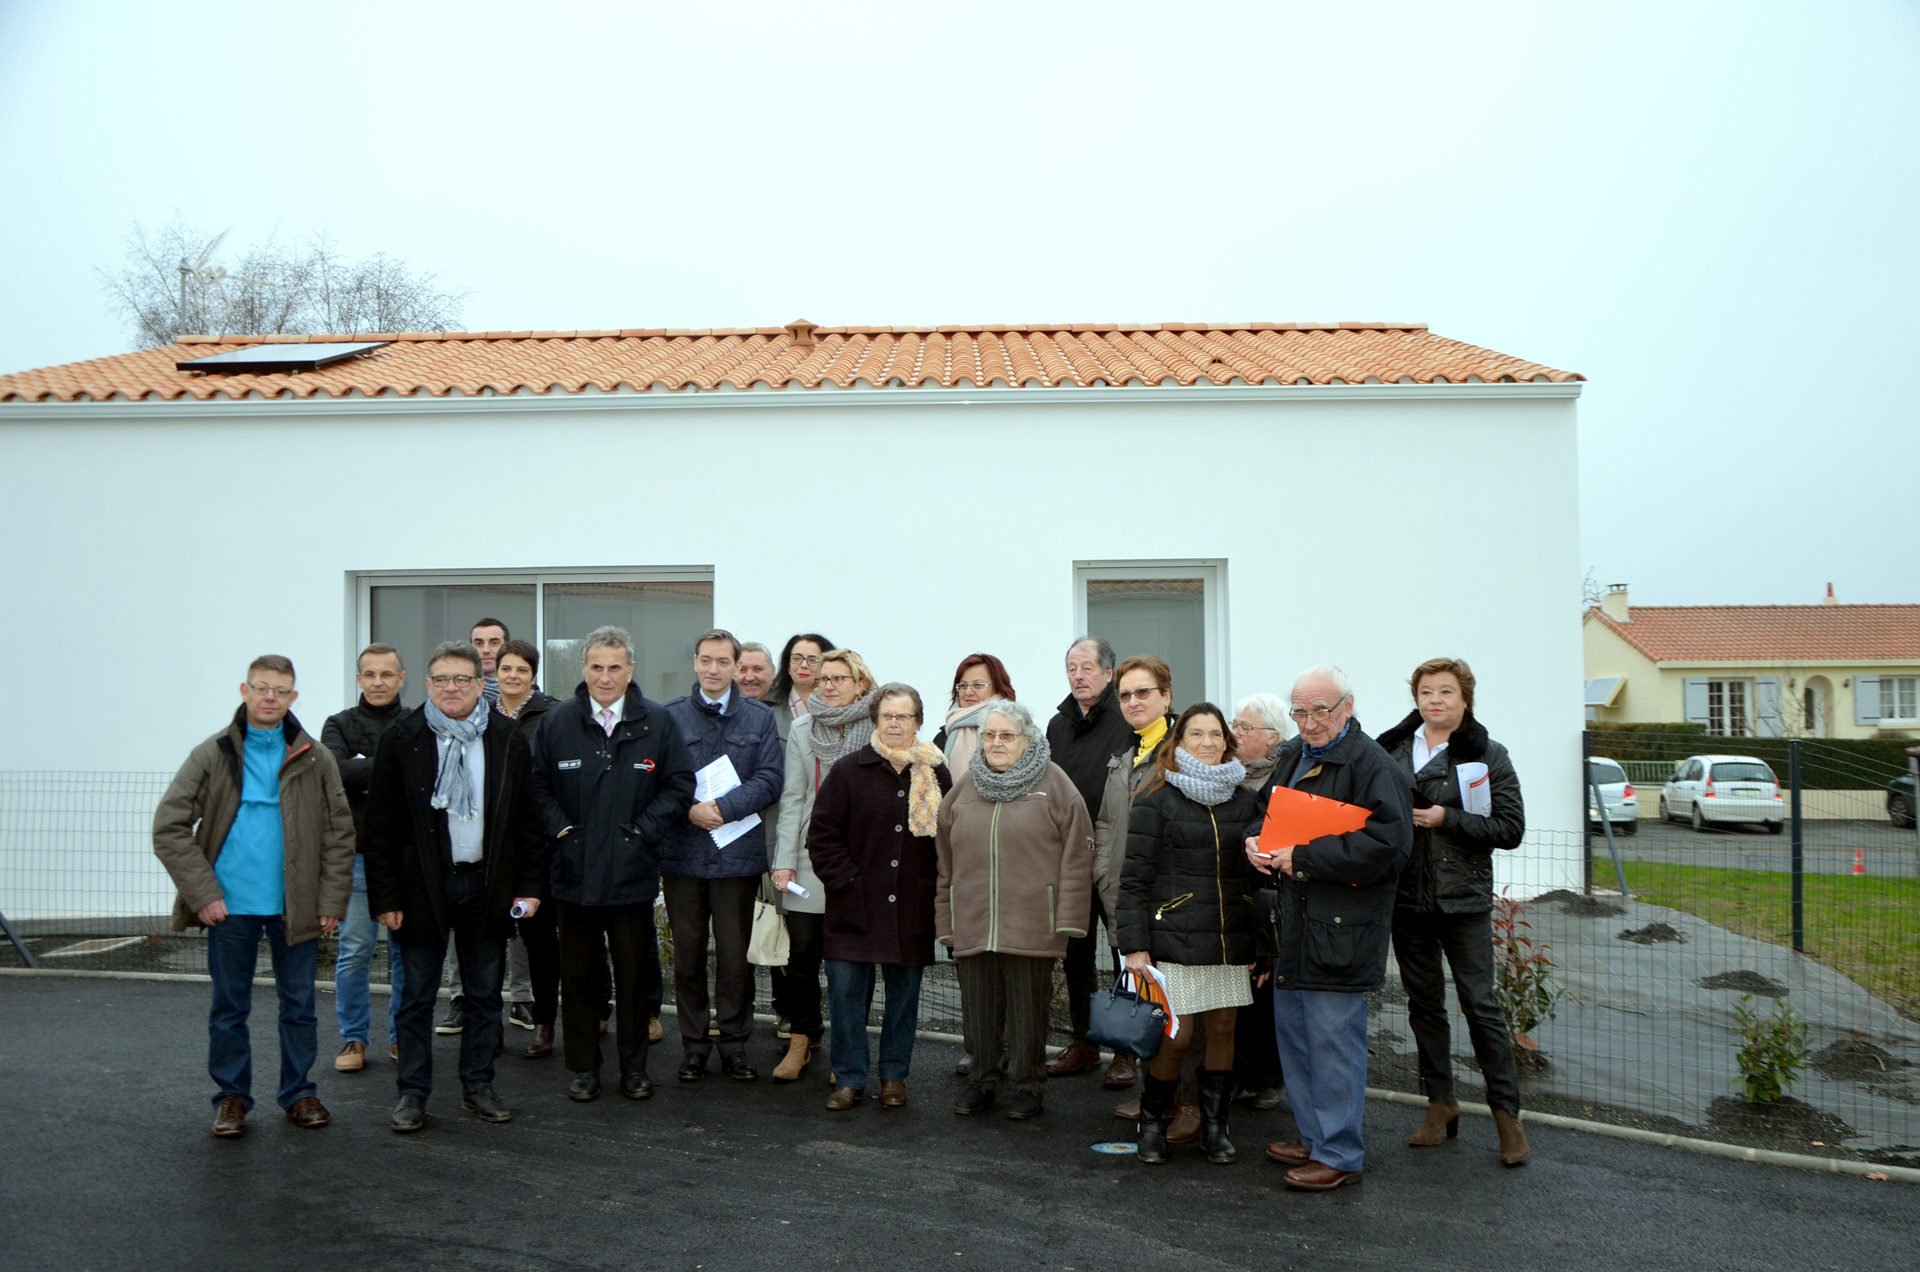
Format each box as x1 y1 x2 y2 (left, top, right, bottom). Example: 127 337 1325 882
747 877 790 967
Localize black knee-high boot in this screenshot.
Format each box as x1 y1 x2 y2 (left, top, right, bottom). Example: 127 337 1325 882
1199 1069 1236 1164
1136 1074 1177 1165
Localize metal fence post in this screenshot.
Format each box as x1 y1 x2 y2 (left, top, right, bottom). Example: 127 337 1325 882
1789 738 1804 953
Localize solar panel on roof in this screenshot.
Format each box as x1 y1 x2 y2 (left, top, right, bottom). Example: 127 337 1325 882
176 341 389 374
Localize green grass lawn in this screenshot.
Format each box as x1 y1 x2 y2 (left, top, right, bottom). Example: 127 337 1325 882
1598 859 1920 1019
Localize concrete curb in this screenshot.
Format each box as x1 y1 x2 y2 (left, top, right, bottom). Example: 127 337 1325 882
7 966 1911 1182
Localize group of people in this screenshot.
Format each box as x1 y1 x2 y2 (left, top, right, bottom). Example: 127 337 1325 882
152 626 1531 1189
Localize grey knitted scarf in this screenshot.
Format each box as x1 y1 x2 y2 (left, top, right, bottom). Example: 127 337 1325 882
967 732 1052 802
1165 747 1245 807
806 689 876 765
424 696 488 820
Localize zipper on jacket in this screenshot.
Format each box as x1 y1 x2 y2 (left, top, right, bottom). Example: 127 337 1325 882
1155 891 1194 920
1209 806 1226 963
1046 883 1056 934
988 802 1002 951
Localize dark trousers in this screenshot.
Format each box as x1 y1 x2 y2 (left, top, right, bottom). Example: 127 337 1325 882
1063 890 1118 1041
771 910 825 1041
1233 968 1284 1091
205 914 317 1112
826 960 923 1088
1392 907 1520 1114
955 952 1053 1094
663 874 757 1059
517 903 612 1027
558 899 655 1077
395 868 505 1099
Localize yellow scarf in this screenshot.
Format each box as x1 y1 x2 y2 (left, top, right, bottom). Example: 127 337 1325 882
1133 715 1169 767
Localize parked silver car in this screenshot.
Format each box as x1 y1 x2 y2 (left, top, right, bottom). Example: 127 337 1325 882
1659 754 1784 833
1587 756 1638 835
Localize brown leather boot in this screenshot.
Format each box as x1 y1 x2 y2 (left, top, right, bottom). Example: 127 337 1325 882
1167 1101 1201 1145
1407 1100 1460 1147
772 1035 813 1083
1493 1108 1531 1166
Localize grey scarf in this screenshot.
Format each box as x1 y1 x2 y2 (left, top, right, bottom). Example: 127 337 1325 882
424 697 488 821
1241 742 1284 793
967 733 1052 802
1165 747 1245 807
806 689 876 765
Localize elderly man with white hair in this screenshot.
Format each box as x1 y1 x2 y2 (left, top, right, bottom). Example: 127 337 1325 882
935 699 1094 1121
1243 665 1411 1191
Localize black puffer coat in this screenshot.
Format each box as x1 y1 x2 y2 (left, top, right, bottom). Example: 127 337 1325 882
1375 709 1525 915
1116 780 1261 965
320 697 408 848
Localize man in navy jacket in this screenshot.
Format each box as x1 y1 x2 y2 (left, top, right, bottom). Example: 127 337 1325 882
661 629 785 1082
531 625 695 1103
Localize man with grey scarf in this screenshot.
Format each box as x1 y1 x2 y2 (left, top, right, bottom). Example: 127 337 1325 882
935 700 1094 1121
367 641 546 1133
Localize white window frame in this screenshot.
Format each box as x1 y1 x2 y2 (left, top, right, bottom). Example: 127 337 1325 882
1882 675 1920 725
1704 677 1752 737
1072 559 1228 706
351 565 715 682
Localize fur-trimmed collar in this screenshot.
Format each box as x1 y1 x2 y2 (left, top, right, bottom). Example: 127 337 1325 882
1375 708 1488 764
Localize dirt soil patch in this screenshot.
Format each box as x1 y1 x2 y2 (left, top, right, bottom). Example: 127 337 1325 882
1535 889 1625 917
1812 1038 1914 1080
1618 922 1687 945
1698 970 1787 996
1705 1096 1859 1151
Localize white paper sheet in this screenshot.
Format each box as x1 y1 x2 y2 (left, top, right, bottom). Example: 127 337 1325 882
695 754 762 849
1456 761 1492 817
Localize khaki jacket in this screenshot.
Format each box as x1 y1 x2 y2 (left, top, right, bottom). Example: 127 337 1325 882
935 762 1094 960
1091 735 1169 947
151 707 356 945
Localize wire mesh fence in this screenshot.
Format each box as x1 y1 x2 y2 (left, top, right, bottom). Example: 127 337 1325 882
3 761 1916 1163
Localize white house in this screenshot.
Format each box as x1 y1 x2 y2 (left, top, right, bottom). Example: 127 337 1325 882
0 319 1586 919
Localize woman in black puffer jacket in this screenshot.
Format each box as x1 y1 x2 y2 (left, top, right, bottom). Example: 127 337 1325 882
1116 702 1261 1166
1375 657 1529 1167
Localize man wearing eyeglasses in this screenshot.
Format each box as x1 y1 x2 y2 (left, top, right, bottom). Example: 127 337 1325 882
530 625 696 1103
364 641 546 1133
1243 665 1412 1192
153 654 356 1138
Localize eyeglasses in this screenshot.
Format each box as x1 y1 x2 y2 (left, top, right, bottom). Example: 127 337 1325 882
246 682 295 699
954 680 991 694
980 730 1022 744
428 674 480 688
1233 722 1275 734
1117 687 1164 703
877 712 918 724
818 674 854 687
1287 697 1349 723
790 654 823 667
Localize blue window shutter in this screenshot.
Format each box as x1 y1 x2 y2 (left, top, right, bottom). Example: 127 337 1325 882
1855 676 1881 726
1755 677 1784 737
1683 678 1710 726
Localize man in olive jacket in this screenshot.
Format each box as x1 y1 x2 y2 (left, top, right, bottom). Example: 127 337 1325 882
151 654 355 1138
530 625 695 1103
1244 665 1411 1192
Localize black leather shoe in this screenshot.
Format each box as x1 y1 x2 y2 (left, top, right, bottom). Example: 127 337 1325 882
722 1054 757 1082
567 1071 602 1103
461 1084 512 1123
1003 1089 1044 1121
621 1072 655 1101
390 1093 427 1134
677 1058 708 1083
952 1083 996 1116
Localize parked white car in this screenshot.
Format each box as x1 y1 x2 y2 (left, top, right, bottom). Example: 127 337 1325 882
1659 754 1784 833
1587 756 1638 835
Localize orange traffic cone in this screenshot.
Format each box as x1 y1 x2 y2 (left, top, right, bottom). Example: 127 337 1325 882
1852 848 1866 876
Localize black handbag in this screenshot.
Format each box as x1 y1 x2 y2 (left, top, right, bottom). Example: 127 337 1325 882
1086 972 1167 1060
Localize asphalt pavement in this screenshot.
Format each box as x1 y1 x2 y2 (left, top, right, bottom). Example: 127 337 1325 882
3 975 1916 1271
1591 818 1920 877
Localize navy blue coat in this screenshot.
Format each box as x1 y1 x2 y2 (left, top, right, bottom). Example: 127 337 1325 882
659 689 785 879
530 684 695 907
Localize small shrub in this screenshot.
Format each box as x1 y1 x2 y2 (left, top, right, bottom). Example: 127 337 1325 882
1492 889 1564 1063
1732 994 1810 1104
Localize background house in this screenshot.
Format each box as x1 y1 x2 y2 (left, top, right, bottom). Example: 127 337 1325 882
1583 585 1920 739
0 319 1585 915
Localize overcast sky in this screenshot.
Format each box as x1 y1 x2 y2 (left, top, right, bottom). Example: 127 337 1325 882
2 1 1913 606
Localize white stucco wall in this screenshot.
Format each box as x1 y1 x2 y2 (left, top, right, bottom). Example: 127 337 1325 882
0 383 1585 911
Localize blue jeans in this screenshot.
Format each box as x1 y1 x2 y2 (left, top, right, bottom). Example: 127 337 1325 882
1271 984 1370 1173
334 856 404 1046
206 913 319 1112
825 960 923 1090
395 869 505 1099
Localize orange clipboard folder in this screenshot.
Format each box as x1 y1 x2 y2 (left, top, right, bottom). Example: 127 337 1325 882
1257 784 1370 854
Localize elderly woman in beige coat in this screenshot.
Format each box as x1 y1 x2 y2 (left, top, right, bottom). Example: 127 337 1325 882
935 699 1094 1122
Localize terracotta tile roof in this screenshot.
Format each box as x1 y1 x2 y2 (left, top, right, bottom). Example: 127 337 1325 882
0 321 1581 403
1586 605 1920 663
